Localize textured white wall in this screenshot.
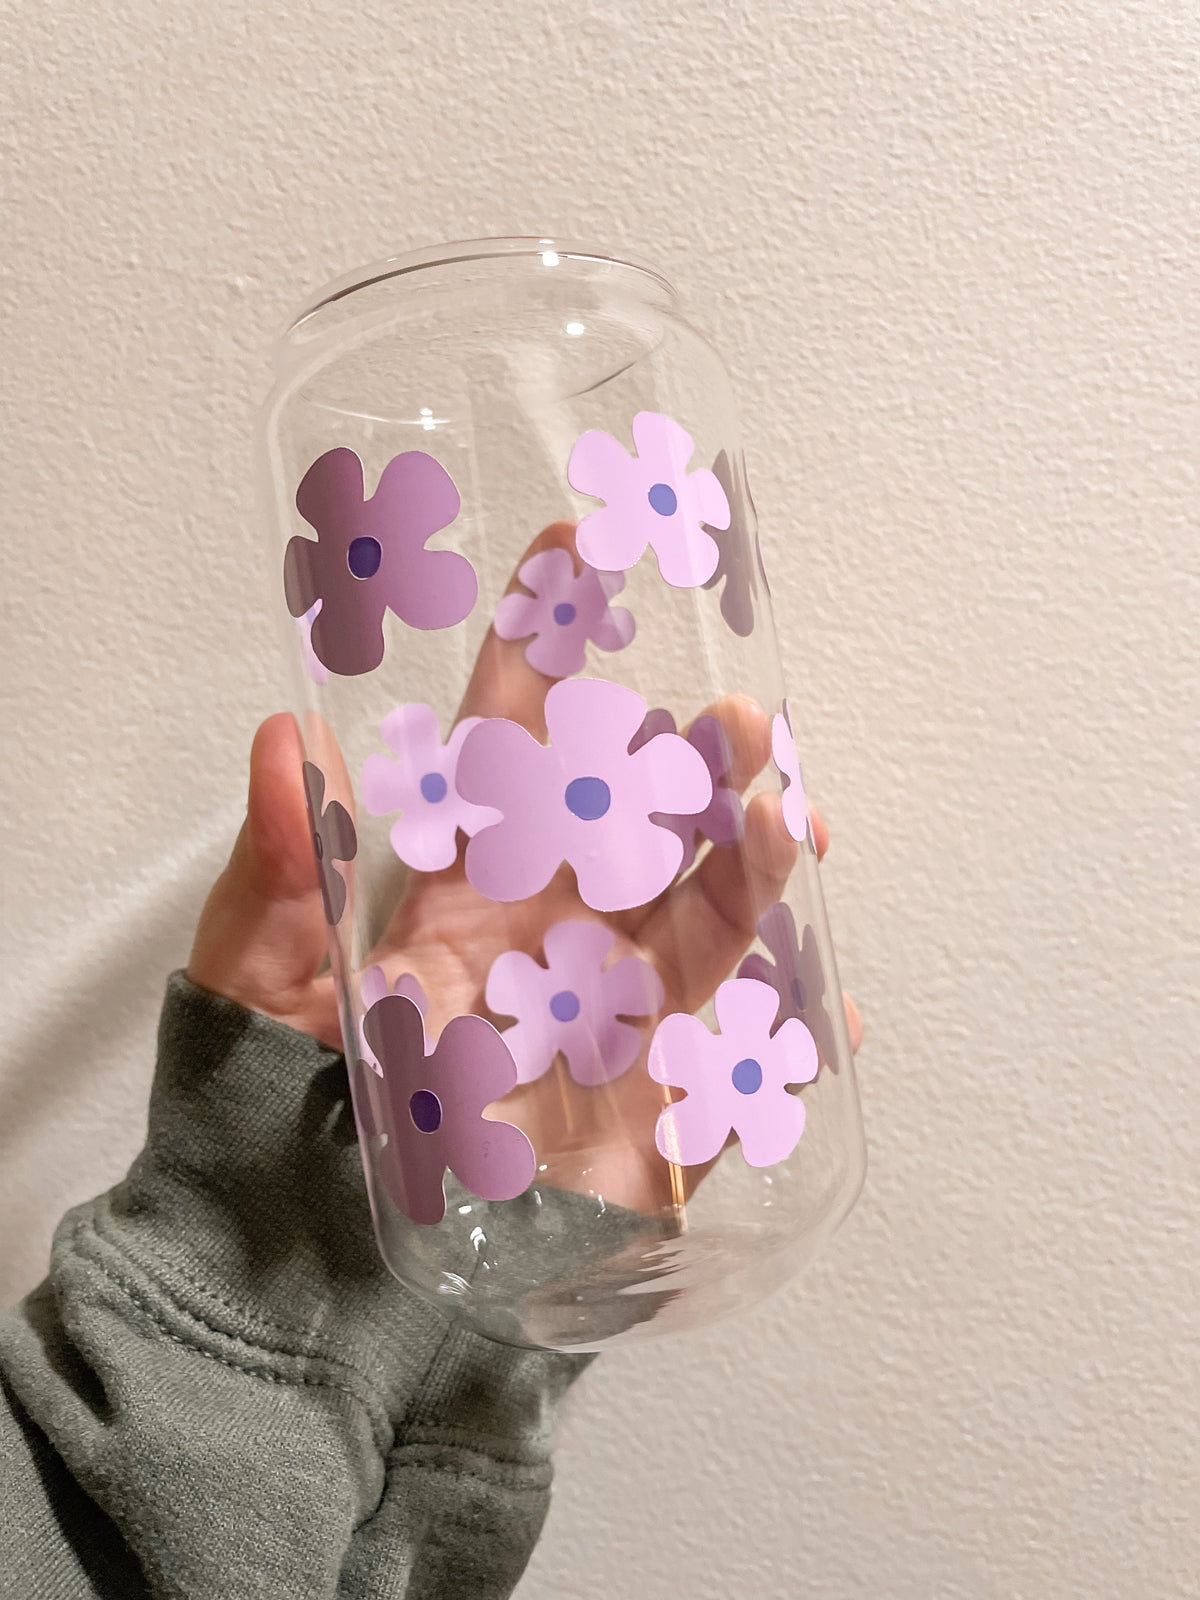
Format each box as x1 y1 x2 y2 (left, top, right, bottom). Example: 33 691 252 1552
3 3 1196 1595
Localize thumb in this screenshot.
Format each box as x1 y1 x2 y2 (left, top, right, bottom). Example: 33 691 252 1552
187 712 341 1046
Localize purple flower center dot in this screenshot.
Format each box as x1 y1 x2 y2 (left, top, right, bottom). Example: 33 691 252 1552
313 832 325 860
731 1057 763 1095
564 776 611 821
648 482 678 517
419 771 448 804
409 1089 442 1133
789 977 808 1012
347 535 383 579
549 989 581 1023
553 601 577 626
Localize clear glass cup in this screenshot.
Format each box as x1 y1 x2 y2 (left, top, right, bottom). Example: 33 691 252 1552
258 236 865 1350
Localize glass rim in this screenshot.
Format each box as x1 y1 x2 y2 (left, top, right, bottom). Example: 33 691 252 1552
285 235 677 340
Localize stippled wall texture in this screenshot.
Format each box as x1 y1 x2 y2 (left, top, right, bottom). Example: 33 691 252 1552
2 3 1196 1596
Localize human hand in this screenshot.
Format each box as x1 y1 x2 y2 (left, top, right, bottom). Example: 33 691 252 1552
189 523 862 1214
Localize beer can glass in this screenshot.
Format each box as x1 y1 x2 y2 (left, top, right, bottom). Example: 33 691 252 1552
258 237 865 1350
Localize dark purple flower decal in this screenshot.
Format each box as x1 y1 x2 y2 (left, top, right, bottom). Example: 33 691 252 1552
283 447 477 677
302 761 357 926
701 449 769 637
356 994 537 1226
738 901 838 1073
629 708 745 872
358 965 429 1073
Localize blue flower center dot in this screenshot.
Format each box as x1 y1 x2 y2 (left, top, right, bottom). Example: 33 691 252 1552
347 535 383 579
419 771 448 804
564 776 611 821
731 1057 763 1096
313 833 325 860
790 977 808 1012
409 1089 442 1133
648 482 678 517
550 989 581 1023
553 602 577 626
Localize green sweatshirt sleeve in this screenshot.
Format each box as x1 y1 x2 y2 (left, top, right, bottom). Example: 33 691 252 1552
0 974 592 1600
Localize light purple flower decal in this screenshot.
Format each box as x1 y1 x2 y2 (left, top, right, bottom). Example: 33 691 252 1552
361 704 500 873
302 762 357 926
296 600 329 685
649 978 818 1169
457 678 712 914
701 450 769 637
284 447 477 678
568 411 731 588
486 920 665 1087
358 965 429 1073
738 903 838 1073
493 547 635 678
629 709 744 873
356 994 537 1226
773 701 813 846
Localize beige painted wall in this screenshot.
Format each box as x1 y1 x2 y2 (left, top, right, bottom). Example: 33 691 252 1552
2 3 1196 1594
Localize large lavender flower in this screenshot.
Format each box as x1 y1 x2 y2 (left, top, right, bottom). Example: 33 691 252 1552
568 411 730 588
649 978 818 1170
457 678 712 914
